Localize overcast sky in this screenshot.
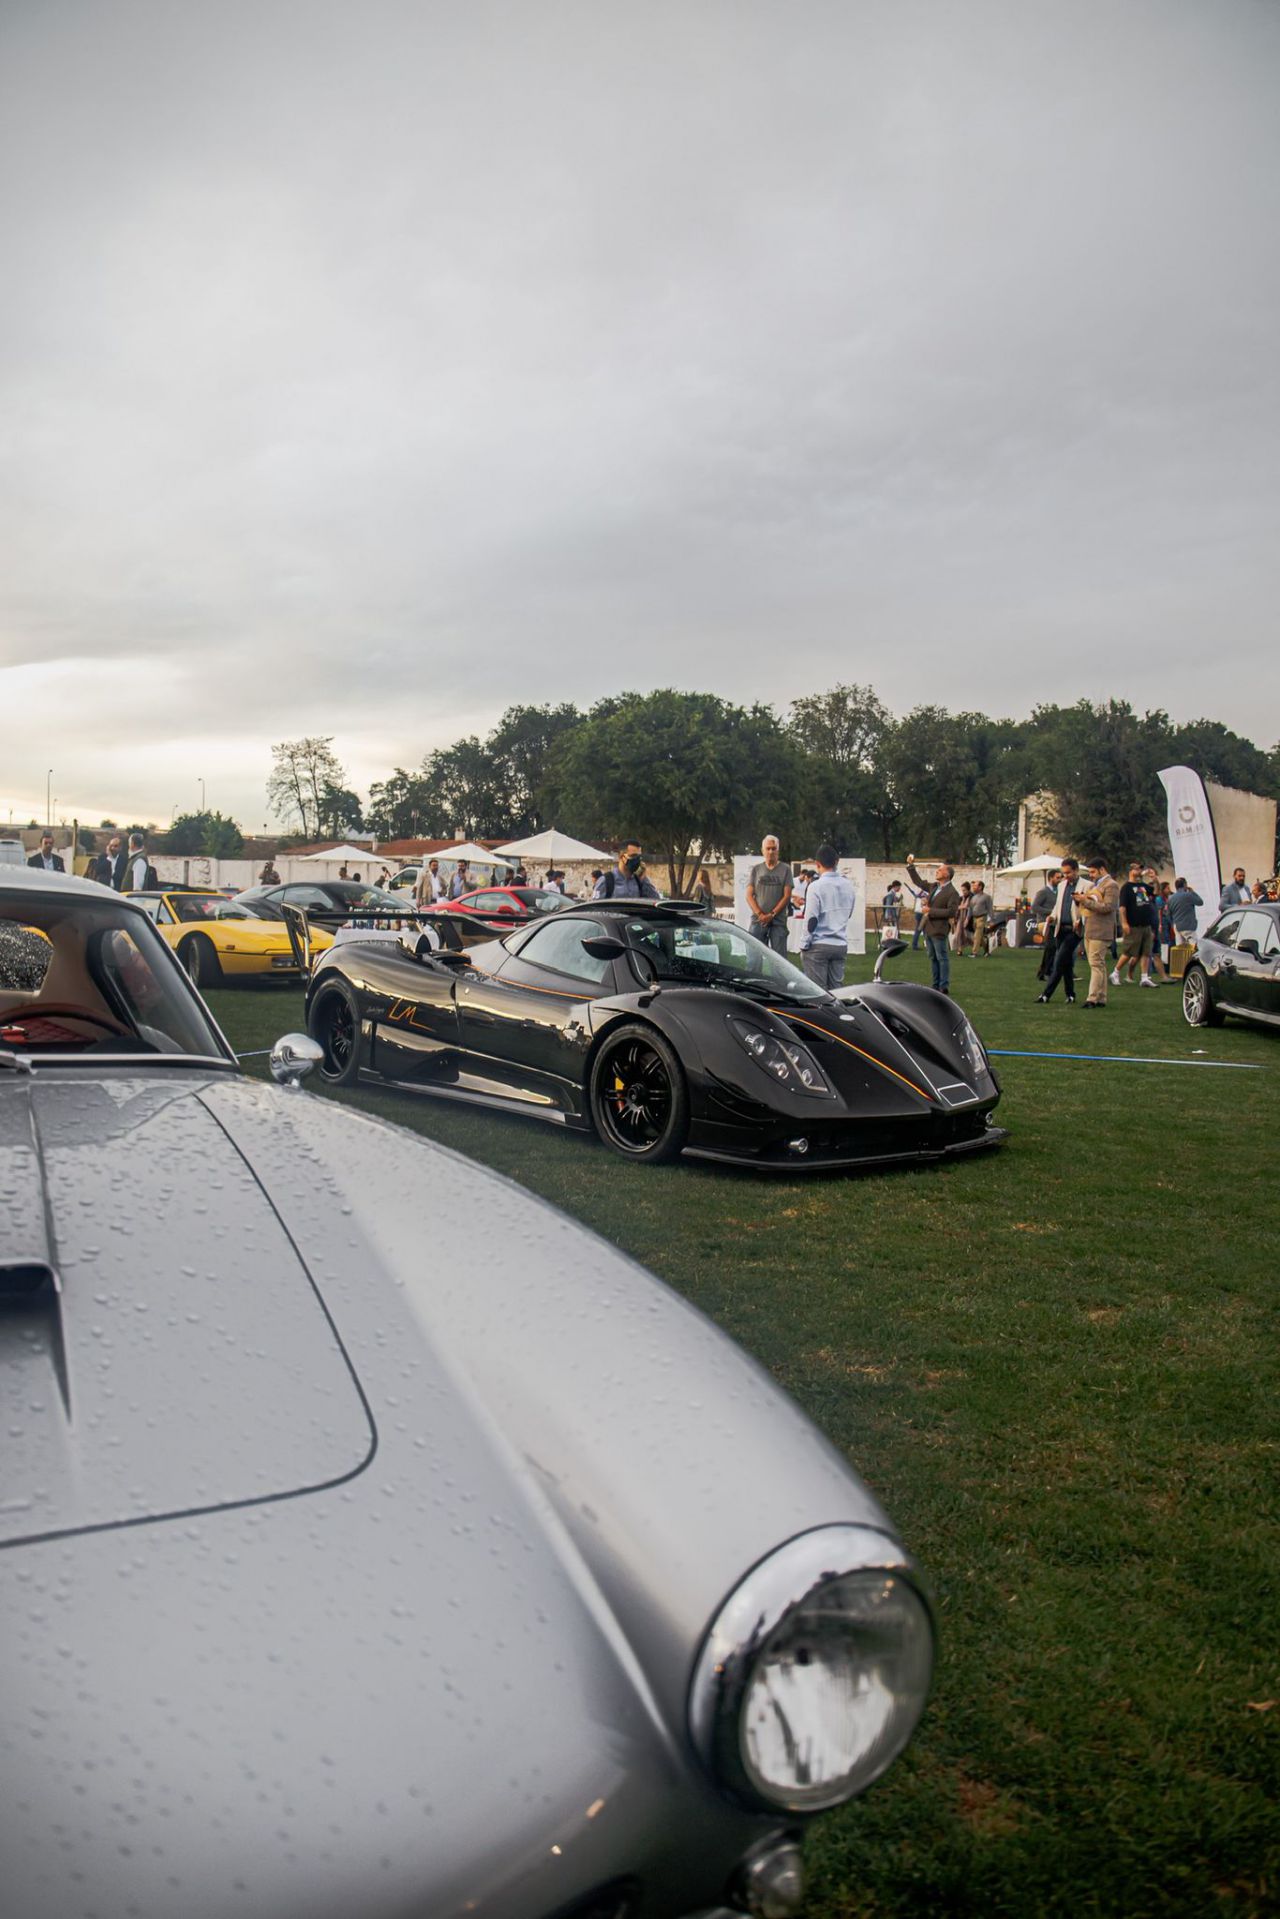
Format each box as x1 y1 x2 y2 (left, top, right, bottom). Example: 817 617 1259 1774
3 0 1278 831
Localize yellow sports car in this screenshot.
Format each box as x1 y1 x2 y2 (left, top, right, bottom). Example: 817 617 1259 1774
127 888 312 986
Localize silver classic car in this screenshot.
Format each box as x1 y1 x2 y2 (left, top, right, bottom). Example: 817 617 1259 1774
0 870 934 1919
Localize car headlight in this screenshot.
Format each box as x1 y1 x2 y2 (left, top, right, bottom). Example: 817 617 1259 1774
728 1017 832 1097
954 1014 989 1080
689 1525 934 1814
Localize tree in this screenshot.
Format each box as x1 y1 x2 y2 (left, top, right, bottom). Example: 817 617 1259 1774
1027 701 1172 869
319 783 364 836
486 703 582 834
417 738 507 839
787 684 896 855
1167 720 1275 797
267 738 347 839
555 690 810 894
365 768 442 840
161 810 244 857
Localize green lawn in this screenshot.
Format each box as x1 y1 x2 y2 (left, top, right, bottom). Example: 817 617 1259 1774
209 947 1278 1919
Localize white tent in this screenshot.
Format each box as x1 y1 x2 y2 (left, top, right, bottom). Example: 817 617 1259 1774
996 853 1072 877
297 843 381 864
491 827 611 863
436 842 508 868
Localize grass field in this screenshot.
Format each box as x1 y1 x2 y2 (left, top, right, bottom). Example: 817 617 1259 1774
208 944 1278 1919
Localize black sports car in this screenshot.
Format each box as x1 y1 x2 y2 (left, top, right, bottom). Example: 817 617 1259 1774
301 901 1005 1170
1182 901 1280 1031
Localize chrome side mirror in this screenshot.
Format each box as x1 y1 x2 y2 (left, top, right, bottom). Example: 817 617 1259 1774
270 1033 324 1089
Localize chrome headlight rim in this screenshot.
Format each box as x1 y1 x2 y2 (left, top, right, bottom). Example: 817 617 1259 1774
688 1524 935 1816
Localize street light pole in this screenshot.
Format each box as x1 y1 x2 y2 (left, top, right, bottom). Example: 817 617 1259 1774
46 768 52 830
199 778 206 814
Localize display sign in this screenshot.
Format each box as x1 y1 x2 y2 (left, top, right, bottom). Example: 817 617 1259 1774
1157 766 1220 937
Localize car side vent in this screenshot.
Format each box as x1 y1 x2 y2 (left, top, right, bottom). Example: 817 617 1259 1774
544 1878 641 1919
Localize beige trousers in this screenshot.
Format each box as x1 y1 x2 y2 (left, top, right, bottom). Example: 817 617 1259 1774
1085 938 1110 1003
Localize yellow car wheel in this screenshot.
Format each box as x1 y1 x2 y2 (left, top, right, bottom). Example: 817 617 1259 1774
177 933 222 988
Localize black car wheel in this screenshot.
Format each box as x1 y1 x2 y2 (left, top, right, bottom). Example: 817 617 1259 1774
310 983 364 1085
1182 965 1224 1028
589 1024 689 1164
178 934 221 988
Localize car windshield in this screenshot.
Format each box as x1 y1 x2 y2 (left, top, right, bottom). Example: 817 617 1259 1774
0 893 229 1061
169 893 249 923
623 917 830 1000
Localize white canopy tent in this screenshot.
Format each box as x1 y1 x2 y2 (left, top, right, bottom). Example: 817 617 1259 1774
438 842 508 868
297 843 382 865
491 827 612 864
996 853 1073 877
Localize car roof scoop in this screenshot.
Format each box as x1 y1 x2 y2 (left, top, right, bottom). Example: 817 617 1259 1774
0 1075 71 1419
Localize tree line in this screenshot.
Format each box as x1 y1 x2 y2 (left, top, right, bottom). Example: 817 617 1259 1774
260 691 1280 887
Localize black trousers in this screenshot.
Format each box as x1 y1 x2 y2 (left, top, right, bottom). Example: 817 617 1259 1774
1041 927 1079 999
1037 926 1056 979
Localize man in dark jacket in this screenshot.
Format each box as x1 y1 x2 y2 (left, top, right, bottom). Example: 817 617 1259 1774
27 832 65 872
906 856 960 994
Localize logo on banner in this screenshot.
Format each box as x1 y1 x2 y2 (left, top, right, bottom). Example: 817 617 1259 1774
1178 804 1195 824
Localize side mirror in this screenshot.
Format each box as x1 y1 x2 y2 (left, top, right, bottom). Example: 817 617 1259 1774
873 938 907 983
581 936 627 961
270 1032 324 1089
1236 937 1261 960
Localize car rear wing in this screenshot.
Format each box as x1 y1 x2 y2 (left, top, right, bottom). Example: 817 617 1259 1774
279 903 529 979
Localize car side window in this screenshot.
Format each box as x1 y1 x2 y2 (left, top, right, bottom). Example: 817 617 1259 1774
1237 910 1272 953
469 891 506 912
131 897 163 922
516 917 612 985
157 900 176 924
1261 919 1280 958
283 886 332 909
1209 912 1242 948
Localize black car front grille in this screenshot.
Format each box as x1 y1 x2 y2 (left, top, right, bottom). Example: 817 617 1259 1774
758 1106 991 1165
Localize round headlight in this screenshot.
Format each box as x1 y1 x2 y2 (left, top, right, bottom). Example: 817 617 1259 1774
689 1525 934 1814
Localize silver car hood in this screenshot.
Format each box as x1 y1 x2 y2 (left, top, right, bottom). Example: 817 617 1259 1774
1 1069 894 1919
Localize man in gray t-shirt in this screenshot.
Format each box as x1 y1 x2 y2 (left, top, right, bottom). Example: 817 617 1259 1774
745 836 793 954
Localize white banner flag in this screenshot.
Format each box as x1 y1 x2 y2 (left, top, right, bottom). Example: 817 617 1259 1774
1158 766 1220 937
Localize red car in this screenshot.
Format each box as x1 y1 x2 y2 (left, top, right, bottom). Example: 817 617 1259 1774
435 885 568 921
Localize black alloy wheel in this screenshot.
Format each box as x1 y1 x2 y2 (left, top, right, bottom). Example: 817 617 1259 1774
1181 965 1224 1028
589 1023 689 1164
310 983 364 1085
178 933 221 988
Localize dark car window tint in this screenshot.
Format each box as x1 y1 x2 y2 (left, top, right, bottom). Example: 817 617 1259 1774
1207 911 1242 948
517 917 612 984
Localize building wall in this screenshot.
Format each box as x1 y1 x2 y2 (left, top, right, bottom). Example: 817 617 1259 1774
1205 782 1277 885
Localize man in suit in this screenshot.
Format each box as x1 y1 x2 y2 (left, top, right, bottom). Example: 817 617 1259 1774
906 856 960 994
1077 857 1121 1007
27 832 64 872
1036 858 1080 1003
90 834 126 887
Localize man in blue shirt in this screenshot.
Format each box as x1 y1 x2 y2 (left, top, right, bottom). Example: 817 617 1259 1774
800 844 856 991
1167 878 1203 938
593 841 662 901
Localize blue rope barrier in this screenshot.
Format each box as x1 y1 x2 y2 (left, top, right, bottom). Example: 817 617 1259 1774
987 1049 1261 1070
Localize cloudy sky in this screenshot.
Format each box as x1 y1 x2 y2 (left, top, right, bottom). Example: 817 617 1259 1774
3 0 1278 831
